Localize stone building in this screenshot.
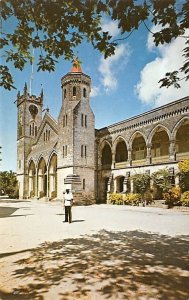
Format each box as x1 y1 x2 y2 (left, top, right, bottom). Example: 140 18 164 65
16 61 189 202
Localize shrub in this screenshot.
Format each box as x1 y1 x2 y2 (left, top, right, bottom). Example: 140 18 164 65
124 193 142 206
178 159 189 173
109 193 123 205
163 187 181 207
181 191 189 207
178 160 189 192
143 190 153 204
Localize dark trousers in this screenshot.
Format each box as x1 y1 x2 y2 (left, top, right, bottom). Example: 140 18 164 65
65 206 72 223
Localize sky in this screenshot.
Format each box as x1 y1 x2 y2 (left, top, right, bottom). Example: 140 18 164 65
0 16 188 172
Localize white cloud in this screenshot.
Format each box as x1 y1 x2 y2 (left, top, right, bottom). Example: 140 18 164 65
90 86 100 97
101 19 120 38
99 44 131 93
136 28 189 107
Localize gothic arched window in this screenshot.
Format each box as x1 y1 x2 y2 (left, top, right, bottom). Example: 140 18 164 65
35 126 37 136
73 86 76 96
83 88 86 97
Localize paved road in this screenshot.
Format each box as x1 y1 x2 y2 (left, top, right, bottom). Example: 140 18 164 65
0 199 189 300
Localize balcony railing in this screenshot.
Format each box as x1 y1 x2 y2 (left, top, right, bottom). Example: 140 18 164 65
151 155 169 164
114 161 127 168
132 159 146 166
176 152 189 161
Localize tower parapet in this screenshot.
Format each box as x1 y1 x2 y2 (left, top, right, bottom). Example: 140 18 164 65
61 59 91 105
16 83 43 107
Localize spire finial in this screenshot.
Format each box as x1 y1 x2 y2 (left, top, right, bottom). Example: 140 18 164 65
40 88 43 98
24 82 27 95
70 56 82 73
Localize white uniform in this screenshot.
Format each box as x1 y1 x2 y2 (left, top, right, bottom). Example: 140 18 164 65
64 192 73 206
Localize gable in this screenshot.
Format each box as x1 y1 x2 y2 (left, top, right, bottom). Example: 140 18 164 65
33 112 58 145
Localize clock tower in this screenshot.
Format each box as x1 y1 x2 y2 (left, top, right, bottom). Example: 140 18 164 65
16 83 43 198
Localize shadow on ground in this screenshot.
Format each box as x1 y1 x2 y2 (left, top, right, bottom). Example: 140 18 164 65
0 230 188 299
0 207 19 218
0 207 32 218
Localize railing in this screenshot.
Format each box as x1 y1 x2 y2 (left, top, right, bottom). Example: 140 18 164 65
176 152 189 161
132 159 146 166
114 161 127 168
151 155 169 164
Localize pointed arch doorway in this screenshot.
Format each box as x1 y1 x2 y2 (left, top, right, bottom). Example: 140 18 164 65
37 158 47 198
48 153 57 199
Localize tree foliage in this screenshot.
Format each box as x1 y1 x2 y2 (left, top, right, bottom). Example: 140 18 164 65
131 173 150 197
0 0 189 90
178 159 189 192
0 170 18 198
151 168 173 193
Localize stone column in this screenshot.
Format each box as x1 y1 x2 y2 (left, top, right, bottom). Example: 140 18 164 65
130 178 134 193
123 178 128 193
169 139 176 161
29 176 32 197
111 152 115 169
49 174 52 197
113 178 117 193
46 168 49 199
146 144 152 164
107 175 112 193
35 174 38 198
127 148 132 166
38 175 42 197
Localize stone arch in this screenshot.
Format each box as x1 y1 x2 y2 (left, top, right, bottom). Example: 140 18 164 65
173 117 189 158
130 132 147 162
115 175 125 193
148 124 170 144
100 140 112 167
99 139 112 152
172 116 189 138
36 155 47 168
48 152 57 199
28 160 36 198
150 125 170 162
113 136 128 163
129 130 147 146
37 157 47 198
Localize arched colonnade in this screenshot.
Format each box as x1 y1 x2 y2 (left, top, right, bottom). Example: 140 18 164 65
100 119 189 169
28 152 57 199
99 119 189 198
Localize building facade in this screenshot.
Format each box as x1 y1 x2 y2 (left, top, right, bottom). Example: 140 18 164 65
16 62 189 202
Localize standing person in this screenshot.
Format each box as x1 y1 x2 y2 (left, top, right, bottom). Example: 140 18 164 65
64 189 73 223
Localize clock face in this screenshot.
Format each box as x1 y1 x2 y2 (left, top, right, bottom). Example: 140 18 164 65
29 105 38 119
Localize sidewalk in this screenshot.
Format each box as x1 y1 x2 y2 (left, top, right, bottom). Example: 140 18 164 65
0 200 189 299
